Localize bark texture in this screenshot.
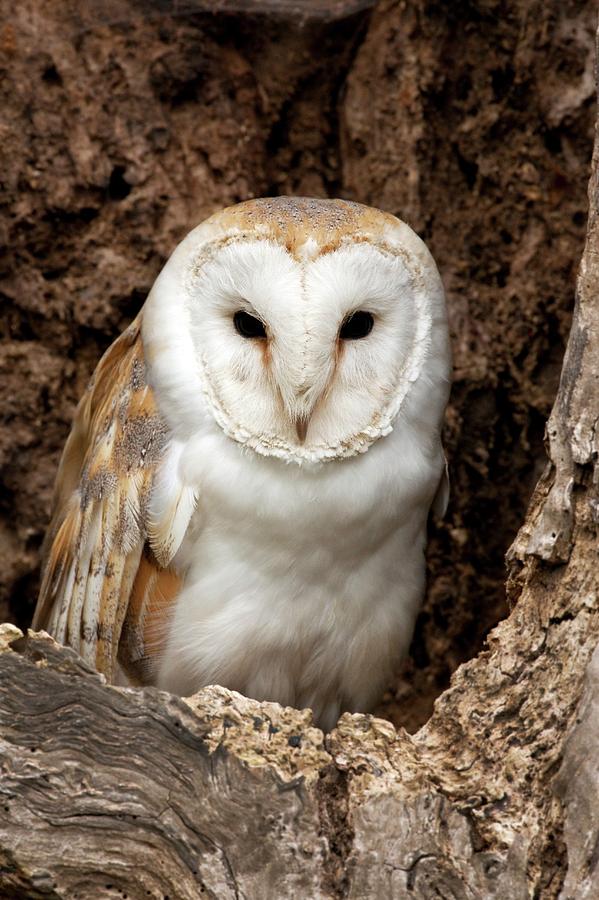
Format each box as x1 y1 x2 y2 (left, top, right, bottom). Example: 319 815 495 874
0 0 596 729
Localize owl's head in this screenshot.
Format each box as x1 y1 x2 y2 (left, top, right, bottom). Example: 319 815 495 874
143 198 450 463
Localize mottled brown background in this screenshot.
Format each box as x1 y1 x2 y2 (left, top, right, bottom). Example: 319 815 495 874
0 0 595 729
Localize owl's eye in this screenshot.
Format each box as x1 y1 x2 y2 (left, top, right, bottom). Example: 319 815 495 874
234 310 267 339
339 311 374 340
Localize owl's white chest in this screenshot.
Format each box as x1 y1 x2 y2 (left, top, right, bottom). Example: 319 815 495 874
156 423 441 731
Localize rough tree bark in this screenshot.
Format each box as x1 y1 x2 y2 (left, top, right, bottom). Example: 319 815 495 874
1 4 599 899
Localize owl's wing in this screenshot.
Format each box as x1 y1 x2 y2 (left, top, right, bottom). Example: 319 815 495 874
33 316 196 683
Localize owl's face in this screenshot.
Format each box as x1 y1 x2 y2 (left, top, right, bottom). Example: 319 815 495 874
144 198 449 463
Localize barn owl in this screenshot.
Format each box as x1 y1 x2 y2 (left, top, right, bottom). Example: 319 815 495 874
33 197 450 732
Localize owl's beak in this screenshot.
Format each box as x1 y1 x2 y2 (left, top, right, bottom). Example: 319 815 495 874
279 367 331 445
294 414 310 444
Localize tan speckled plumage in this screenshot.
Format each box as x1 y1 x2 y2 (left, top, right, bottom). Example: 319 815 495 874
34 316 178 680
191 197 401 262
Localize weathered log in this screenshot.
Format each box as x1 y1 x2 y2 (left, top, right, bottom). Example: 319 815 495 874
0 625 530 899
0 625 331 899
1 15 599 900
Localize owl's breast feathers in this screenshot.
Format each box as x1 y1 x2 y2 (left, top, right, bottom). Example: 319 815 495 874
34 315 185 683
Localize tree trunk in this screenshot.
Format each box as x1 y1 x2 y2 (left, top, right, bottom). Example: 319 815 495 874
1 3 599 898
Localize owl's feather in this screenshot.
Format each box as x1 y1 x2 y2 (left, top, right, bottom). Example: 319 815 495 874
34 316 192 681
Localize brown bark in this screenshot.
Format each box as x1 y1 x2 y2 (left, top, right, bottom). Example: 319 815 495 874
1 3 599 897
